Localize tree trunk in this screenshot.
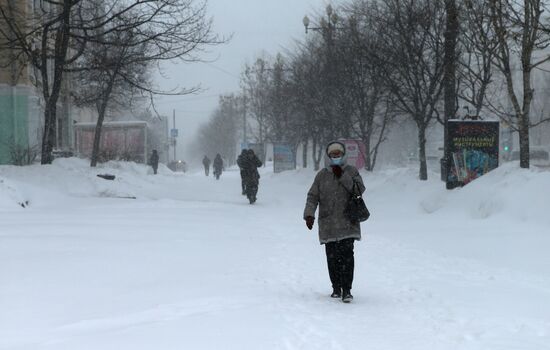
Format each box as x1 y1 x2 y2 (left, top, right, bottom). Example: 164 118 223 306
518 113 530 168
364 122 373 171
314 142 324 171
312 138 320 171
418 123 428 180
40 103 57 164
370 114 389 172
302 138 308 169
90 101 108 167
443 0 458 120
519 57 533 169
40 0 73 164
292 143 299 170
362 136 372 171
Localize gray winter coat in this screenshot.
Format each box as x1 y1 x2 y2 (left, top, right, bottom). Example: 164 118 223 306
303 164 366 244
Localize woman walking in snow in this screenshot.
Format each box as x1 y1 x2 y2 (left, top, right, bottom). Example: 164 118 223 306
303 141 365 303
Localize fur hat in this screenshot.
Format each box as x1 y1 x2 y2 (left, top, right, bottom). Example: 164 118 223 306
326 141 346 156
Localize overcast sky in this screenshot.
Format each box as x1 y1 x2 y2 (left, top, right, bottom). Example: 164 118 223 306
155 0 331 158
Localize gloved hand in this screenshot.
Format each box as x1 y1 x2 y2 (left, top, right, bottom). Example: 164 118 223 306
331 165 343 178
305 216 315 230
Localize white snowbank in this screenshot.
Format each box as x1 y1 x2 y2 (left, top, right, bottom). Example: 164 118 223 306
2 158 547 225
0 158 180 209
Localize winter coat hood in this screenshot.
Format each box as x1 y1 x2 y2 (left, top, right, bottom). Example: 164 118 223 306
324 141 348 169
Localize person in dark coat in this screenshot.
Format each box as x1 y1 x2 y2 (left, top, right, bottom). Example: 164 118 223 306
238 149 262 204
149 149 159 175
237 149 248 195
303 141 365 303
202 155 211 176
213 153 224 180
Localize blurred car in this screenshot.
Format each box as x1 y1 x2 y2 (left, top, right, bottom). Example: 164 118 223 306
510 147 549 161
510 146 550 167
167 160 187 172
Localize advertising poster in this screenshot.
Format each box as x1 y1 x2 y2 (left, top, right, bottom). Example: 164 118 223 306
446 120 499 189
340 139 366 169
273 142 295 173
75 122 147 163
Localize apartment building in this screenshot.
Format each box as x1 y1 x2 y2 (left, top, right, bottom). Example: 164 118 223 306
0 0 72 164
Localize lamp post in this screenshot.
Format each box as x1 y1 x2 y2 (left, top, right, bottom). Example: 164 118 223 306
242 94 247 149
303 4 341 142
303 5 339 34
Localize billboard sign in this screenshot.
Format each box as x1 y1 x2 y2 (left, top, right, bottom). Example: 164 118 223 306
273 142 295 173
74 121 147 163
341 139 366 169
446 120 499 189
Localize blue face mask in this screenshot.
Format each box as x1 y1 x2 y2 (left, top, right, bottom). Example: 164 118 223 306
330 157 343 166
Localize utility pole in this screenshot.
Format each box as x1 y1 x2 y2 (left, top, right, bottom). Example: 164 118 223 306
173 109 177 161
242 95 247 148
443 0 459 186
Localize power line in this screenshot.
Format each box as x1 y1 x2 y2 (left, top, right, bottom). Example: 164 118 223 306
204 62 241 79
158 93 221 103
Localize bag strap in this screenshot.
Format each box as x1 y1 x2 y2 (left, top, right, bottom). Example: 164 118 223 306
341 176 362 197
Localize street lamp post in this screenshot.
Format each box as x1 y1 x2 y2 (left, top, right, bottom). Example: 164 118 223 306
242 95 247 149
303 5 339 34
302 4 341 141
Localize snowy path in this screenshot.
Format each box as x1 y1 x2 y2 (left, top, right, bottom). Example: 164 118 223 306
1 163 549 349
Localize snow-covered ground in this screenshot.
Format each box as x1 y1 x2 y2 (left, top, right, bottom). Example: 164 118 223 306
1 158 549 350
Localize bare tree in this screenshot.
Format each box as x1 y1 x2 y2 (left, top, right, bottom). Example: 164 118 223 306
340 1 394 171
0 0 87 164
288 39 330 170
241 57 271 148
194 94 240 165
72 24 150 166
458 0 499 116
375 0 446 180
488 0 550 168
70 0 220 167
0 0 220 165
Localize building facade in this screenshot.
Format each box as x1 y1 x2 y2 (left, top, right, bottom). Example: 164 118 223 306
0 0 73 164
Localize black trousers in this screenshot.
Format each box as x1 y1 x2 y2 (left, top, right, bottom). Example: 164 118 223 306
325 238 355 290
240 171 246 192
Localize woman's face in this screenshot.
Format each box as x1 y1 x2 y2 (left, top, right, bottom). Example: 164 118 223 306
328 150 343 159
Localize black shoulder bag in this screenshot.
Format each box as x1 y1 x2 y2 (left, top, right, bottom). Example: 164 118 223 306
343 180 370 223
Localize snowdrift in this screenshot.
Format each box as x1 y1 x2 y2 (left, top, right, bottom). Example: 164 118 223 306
1 158 548 227
0 158 177 210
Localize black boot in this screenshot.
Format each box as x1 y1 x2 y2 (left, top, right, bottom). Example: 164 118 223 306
342 289 353 303
330 287 341 298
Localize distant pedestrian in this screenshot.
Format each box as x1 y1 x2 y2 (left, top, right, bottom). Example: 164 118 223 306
149 149 159 175
237 149 248 195
213 153 224 180
303 141 365 303
237 149 262 204
202 155 211 176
